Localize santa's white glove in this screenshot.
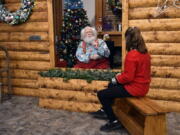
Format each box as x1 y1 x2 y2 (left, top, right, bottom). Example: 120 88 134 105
90 54 100 60
111 77 117 85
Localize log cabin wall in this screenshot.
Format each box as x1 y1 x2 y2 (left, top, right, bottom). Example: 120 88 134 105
0 0 53 96
124 0 180 112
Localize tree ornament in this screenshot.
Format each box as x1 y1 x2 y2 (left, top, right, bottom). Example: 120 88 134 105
0 0 34 25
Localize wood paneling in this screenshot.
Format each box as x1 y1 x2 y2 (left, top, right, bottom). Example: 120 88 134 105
0 51 50 61
129 0 157 8
39 98 101 112
129 7 180 19
129 18 180 31
142 31 180 43
7 32 49 41
147 43 180 55
0 22 48 32
0 60 51 70
5 1 47 12
0 42 49 51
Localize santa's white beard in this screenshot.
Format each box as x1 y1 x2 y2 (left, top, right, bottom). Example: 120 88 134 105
84 36 96 44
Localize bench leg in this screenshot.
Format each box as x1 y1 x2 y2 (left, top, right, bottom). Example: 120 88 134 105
144 114 167 135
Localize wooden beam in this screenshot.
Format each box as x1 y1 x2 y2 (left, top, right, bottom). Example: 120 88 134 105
4 1 47 12
144 115 167 135
0 60 51 70
29 12 48 22
129 0 157 8
0 41 49 51
129 18 180 31
0 22 48 32
147 43 180 55
0 33 9 41
39 98 101 112
129 7 180 19
8 32 49 41
0 51 50 61
38 88 98 103
122 0 129 70
142 31 180 43
38 76 108 91
5 0 46 3
151 55 180 66
2 78 38 88
151 77 180 90
47 0 55 67
151 66 180 78
1 69 39 79
147 89 180 102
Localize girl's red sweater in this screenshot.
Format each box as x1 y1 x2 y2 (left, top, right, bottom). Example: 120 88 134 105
116 50 151 96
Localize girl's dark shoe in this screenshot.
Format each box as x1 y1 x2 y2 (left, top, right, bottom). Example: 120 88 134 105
100 120 123 132
89 109 107 119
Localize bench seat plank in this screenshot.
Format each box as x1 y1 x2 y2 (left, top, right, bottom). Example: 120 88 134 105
140 97 168 114
125 98 158 116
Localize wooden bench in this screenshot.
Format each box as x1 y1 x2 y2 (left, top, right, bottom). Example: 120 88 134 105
113 97 168 135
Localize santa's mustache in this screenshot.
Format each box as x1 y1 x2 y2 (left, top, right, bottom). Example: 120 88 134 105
84 36 96 44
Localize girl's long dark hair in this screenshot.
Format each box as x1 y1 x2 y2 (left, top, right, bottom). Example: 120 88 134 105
125 27 148 53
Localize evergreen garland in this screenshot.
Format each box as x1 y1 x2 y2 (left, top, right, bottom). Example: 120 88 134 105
0 0 34 25
39 69 119 83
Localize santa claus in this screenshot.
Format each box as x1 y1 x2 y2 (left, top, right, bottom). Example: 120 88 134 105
74 26 110 69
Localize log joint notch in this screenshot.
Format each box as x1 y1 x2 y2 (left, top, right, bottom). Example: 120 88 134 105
113 97 168 135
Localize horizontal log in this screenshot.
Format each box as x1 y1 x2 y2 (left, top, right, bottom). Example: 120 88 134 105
2 78 38 88
147 43 180 55
151 77 180 90
129 0 157 8
8 32 49 41
38 76 180 91
0 41 49 51
39 98 101 112
29 12 48 22
147 89 180 101
2 69 39 79
3 87 39 97
5 1 47 12
5 0 46 3
0 60 51 70
129 18 180 31
0 51 50 61
151 66 180 78
38 76 108 91
152 99 180 112
0 22 48 32
38 88 98 103
129 7 180 19
142 31 180 43
151 55 180 66
0 33 9 41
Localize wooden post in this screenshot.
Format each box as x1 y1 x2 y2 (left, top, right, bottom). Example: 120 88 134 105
95 0 103 32
144 114 167 135
47 0 55 67
122 0 129 70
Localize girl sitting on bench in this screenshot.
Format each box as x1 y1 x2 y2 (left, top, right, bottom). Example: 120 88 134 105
90 27 151 132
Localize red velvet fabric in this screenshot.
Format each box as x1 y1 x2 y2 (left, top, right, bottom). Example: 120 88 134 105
56 60 67 67
74 58 110 69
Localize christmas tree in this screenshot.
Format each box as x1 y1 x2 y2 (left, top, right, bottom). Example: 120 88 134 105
57 0 89 67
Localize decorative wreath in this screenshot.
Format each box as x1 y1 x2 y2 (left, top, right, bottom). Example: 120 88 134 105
108 0 122 18
0 0 34 25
